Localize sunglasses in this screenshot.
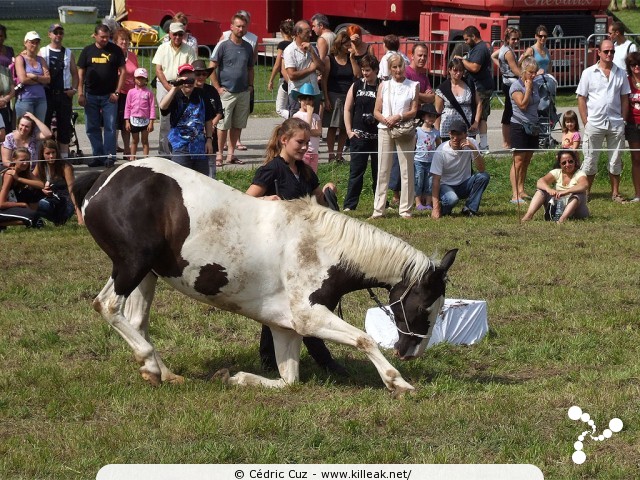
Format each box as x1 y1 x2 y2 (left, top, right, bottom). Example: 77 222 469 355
561 159 576 166
173 32 184 37
509 37 520 41
601 49 614 54
631 64 640 68
538 34 548 38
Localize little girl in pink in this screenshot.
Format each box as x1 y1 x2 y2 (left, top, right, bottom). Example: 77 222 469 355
291 84 323 172
124 68 156 160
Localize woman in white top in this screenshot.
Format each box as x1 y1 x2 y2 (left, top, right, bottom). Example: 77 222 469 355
371 53 419 219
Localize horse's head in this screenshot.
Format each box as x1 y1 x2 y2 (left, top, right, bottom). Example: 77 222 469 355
389 249 458 360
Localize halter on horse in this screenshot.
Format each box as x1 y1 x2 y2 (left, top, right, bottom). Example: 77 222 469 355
74 158 457 395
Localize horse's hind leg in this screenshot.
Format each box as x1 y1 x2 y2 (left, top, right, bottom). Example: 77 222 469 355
125 273 184 384
94 277 163 386
220 328 302 388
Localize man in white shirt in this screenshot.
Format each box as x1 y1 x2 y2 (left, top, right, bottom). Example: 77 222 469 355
609 21 637 72
431 120 490 218
576 39 630 201
283 20 324 115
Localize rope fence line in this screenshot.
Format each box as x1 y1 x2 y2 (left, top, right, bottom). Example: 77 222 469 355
12 144 636 165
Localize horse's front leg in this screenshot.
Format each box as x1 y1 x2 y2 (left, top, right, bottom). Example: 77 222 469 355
93 277 163 386
124 273 183 384
295 305 415 396
217 327 303 388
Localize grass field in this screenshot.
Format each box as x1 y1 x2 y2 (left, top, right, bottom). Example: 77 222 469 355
1 151 639 479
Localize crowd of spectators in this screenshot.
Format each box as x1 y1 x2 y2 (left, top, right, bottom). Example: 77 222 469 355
2 14 640 232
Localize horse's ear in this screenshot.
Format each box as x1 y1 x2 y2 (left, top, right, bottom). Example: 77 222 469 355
438 249 458 272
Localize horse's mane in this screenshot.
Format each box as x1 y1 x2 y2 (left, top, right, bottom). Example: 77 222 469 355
293 198 436 283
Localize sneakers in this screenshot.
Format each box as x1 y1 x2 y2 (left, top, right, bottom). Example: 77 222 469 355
416 204 432 211
509 198 527 205
461 207 477 217
399 212 413 219
630 197 640 203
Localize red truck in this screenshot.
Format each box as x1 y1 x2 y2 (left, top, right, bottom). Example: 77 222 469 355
123 0 610 83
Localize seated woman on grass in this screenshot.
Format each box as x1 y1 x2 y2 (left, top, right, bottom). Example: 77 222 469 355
521 150 589 223
0 147 44 228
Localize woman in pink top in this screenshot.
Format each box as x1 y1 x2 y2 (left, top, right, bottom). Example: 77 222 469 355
626 52 640 202
114 28 139 158
124 68 155 160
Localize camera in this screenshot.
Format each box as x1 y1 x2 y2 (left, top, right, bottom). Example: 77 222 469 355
362 113 376 126
170 77 195 87
14 83 24 93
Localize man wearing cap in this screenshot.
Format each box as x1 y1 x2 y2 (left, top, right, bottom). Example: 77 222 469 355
152 22 197 157
77 24 125 167
209 13 254 165
159 64 215 175
192 59 223 177
430 120 490 218
39 23 78 158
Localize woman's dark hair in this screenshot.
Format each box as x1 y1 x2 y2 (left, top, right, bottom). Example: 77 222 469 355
535 25 549 37
330 31 350 56
358 53 379 72
279 19 294 37
504 27 520 43
626 51 640 76
447 57 465 75
0 24 7 37
36 139 67 183
553 149 580 169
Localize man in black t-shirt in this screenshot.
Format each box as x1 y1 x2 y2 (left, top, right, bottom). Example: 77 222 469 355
456 26 494 152
77 24 125 167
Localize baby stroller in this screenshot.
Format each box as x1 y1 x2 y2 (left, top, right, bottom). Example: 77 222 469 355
51 110 84 164
535 73 560 149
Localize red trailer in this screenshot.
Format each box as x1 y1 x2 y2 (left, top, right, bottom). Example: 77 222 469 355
123 0 610 81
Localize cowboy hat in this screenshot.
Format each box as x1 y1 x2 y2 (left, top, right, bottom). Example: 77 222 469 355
191 59 214 76
290 82 322 101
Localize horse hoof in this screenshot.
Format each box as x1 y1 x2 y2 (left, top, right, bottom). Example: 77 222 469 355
164 373 185 384
140 370 161 387
211 368 231 384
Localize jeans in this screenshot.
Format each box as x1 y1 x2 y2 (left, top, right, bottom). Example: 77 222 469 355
170 146 209 175
343 136 378 210
15 97 48 123
389 153 401 192
439 172 490 215
414 161 432 196
85 93 117 162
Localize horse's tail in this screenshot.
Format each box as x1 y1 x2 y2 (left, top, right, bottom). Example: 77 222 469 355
72 168 113 208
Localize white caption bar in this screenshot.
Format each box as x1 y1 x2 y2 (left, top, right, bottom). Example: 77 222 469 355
97 464 543 480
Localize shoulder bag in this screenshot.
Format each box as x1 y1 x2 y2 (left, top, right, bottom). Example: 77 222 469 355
386 80 415 140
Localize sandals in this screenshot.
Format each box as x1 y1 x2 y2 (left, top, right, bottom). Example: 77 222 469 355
226 156 245 165
235 143 248 151
215 155 223 167
612 194 626 203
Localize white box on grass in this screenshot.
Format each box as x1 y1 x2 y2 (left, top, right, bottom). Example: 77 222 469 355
365 299 488 349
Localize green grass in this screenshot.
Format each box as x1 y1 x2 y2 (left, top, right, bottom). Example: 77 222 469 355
1 151 639 479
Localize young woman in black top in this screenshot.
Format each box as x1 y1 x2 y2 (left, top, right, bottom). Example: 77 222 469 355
343 54 380 211
246 117 345 374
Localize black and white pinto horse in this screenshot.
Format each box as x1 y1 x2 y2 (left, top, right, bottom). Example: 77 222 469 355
74 158 457 395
